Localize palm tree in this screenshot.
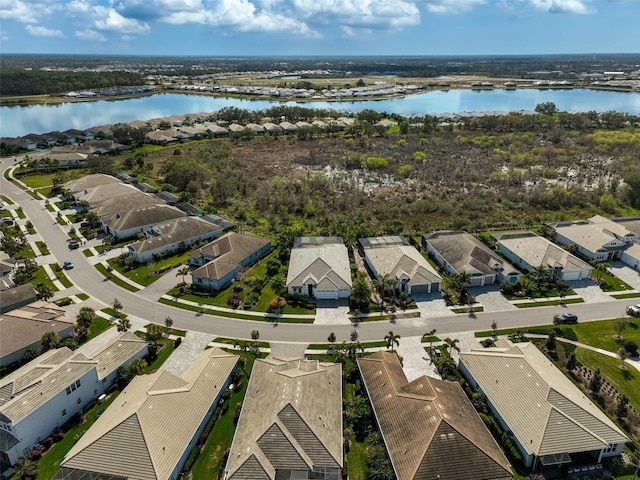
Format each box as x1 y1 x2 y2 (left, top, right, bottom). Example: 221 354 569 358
384 331 401 352
13 455 38 480
531 264 550 289
76 307 96 337
41 331 61 351
456 270 472 288
146 324 163 348
442 337 460 358
35 283 53 302
350 276 372 308
269 273 286 298
112 298 123 314
117 317 131 332
373 273 396 307
422 328 437 359
592 262 610 285
176 265 190 284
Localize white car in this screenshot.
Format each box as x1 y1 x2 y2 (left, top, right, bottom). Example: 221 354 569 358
627 304 640 317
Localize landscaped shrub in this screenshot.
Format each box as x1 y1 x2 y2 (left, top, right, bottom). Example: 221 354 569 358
227 294 243 308
268 296 287 310
623 340 638 356
481 338 495 348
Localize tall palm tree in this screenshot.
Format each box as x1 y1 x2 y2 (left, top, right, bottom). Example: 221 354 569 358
270 273 287 298
442 337 460 358
593 262 611 285
176 265 190 284
384 331 401 352
117 317 131 332
350 276 372 308
422 328 437 359
531 264 550 289
373 273 396 306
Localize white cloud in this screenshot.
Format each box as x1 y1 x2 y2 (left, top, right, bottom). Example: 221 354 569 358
422 0 485 14
75 28 107 41
526 0 593 13
292 0 421 29
25 24 65 37
93 6 150 34
0 0 58 23
66 0 93 14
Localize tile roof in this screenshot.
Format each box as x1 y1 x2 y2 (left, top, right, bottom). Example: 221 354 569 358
358 351 511 480
0 284 37 312
102 204 185 233
65 174 121 194
128 217 224 254
92 332 148 381
0 300 74 361
191 232 271 281
361 236 441 286
286 237 352 290
460 340 628 458
424 231 518 277
494 231 592 273
226 357 343 479
93 192 163 218
75 183 141 205
61 348 238 480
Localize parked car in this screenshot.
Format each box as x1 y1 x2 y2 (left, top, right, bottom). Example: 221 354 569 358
68 241 80 250
554 312 578 324
63 261 74 270
626 304 640 317
1 217 14 226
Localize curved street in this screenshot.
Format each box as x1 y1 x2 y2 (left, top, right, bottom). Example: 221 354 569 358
0 156 634 344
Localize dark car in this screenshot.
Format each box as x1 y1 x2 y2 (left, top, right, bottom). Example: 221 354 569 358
68 241 80 250
554 312 578 324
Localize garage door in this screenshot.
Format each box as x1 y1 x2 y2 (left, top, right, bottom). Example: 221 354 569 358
412 284 430 294
316 289 339 300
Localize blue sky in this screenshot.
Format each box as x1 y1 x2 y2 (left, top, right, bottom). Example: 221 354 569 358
1 0 638 56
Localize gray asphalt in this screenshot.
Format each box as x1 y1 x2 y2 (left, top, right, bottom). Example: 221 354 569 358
1 156 633 343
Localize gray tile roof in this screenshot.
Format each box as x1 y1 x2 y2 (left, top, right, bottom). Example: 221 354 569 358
226 357 343 480
286 237 351 291
102 204 185 233
460 340 628 458
128 217 224 254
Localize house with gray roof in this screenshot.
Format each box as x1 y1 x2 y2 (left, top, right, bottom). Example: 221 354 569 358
55 348 237 480
460 340 628 472
0 300 74 368
225 357 342 480
358 351 512 480
0 333 147 471
73 182 141 206
286 237 352 299
423 231 520 286
101 203 185 240
190 232 271 292
0 284 37 314
550 215 638 264
359 236 441 294
127 216 227 263
493 231 592 281
65 174 121 195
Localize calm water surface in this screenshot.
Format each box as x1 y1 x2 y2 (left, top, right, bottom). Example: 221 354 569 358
1 88 639 138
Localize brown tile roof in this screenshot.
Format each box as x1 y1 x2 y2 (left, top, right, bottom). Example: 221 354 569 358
357 351 511 480
191 232 271 281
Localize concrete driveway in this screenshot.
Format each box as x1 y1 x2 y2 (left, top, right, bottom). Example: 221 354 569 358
569 279 616 303
470 284 517 312
611 262 640 291
314 299 351 325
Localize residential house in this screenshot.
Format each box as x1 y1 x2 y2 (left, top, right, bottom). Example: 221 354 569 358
493 231 592 281
93 192 162 221
73 182 142 206
622 243 640 270
55 348 237 480
357 351 512 480
550 215 637 263
0 284 36 314
190 232 271 291
65 174 121 196
459 340 628 471
0 300 74 367
29 152 88 167
127 216 228 263
225 357 342 480
359 236 441 294
0 333 147 471
423 231 520 286
101 203 185 240
286 237 352 299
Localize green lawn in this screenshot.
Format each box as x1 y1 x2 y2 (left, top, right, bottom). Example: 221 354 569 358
78 317 113 345
15 207 26 219
20 173 57 189
612 292 640 299
76 293 89 301
1 195 15 205
36 241 50 255
212 337 270 349
45 203 55 212
307 340 388 350
144 323 187 337
344 382 367 480
94 263 140 292
452 306 485 313
597 271 633 292
36 390 123 479
107 252 190 287
189 354 256 478
101 307 126 319
32 266 58 292
570 318 640 354
515 297 584 308
51 264 73 288
575 348 640 416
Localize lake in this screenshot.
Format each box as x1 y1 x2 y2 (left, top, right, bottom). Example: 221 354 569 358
1 88 639 138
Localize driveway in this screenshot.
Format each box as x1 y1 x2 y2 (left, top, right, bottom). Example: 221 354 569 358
610 262 640 291
413 293 455 318
314 299 351 325
471 284 517 312
569 279 616 303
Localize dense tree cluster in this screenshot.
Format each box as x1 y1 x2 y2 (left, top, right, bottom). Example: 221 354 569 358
0 70 144 96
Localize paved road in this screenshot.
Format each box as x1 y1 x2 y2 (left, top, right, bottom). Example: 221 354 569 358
0 156 634 344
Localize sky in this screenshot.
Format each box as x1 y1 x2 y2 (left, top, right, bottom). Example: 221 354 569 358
0 0 638 56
